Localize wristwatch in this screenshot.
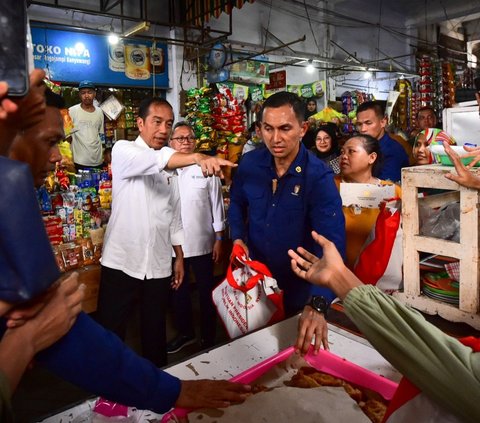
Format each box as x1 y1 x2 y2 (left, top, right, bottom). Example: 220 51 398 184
308 295 329 317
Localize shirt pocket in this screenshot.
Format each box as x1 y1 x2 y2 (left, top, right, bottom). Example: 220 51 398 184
189 177 208 201
279 191 305 225
246 185 268 220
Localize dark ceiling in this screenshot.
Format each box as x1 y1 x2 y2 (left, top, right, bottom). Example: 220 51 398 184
27 0 233 48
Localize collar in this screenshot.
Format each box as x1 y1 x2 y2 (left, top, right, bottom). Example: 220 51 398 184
378 131 391 143
259 143 308 178
135 136 173 151
135 135 150 149
285 143 308 177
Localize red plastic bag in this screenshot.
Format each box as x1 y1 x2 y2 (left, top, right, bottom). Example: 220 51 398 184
212 244 285 339
354 198 403 291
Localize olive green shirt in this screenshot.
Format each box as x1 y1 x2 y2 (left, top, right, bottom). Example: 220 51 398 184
344 285 480 423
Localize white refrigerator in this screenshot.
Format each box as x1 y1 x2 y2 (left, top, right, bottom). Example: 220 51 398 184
443 100 480 146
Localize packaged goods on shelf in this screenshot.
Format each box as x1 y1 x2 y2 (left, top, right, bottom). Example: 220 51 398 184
38 165 111 272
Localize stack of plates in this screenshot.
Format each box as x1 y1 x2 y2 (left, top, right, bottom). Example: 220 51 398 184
421 271 459 306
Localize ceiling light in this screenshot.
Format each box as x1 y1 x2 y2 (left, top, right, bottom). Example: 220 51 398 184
108 34 119 44
364 70 372 79
74 42 86 54
306 59 315 73
123 21 151 38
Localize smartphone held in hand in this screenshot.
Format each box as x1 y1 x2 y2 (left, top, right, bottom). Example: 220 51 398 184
0 0 29 96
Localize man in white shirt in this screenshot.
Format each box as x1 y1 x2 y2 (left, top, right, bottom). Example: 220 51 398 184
69 80 105 169
167 122 225 353
96 98 235 367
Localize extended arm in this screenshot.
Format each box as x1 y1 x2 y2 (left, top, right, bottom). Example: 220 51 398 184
443 141 480 189
210 176 226 263
295 171 345 355
36 313 251 413
166 153 236 179
289 232 480 423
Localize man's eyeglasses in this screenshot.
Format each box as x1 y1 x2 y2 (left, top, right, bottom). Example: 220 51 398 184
171 136 196 144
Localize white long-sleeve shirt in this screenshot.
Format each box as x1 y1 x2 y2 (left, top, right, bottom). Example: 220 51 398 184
101 136 184 279
176 165 226 258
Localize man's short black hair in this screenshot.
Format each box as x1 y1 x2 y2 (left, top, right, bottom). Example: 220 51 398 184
138 97 172 120
356 101 385 119
45 88 65 109
261 91 305 123
172 121 193 132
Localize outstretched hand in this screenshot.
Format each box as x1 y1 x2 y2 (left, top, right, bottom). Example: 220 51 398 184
288 231 361 300
288 231 343 288
443 141 480 190
176 379 251 409
195 154 238 179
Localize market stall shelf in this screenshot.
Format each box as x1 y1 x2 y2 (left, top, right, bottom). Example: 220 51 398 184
395 165 480 329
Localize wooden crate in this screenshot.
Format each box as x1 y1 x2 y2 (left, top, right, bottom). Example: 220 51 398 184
394 165 480 329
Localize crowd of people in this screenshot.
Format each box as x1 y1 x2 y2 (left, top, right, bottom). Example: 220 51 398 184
1 70 480 422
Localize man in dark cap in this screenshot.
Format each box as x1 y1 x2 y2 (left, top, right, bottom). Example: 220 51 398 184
69 80 105 170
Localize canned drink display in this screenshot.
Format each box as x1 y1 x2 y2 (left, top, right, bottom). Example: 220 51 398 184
124 43 151 80
108 41 125 72
150 47 165 74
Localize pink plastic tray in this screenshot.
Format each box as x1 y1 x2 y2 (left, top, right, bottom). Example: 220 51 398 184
162 346 398 422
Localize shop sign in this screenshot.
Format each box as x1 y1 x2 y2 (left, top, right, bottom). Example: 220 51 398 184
264 70 286 97
31 27 169 88
250 86 264 102
229 54 269 85
287 80 325 98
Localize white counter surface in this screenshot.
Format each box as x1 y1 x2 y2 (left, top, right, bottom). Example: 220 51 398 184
38 317 401 422
166 318 400 382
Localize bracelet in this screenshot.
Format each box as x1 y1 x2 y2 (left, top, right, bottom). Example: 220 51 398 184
215 235 224 241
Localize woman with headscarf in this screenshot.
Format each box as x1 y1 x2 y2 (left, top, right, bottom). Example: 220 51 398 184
301 99 318 149
310 122 341 174
413 128 456 165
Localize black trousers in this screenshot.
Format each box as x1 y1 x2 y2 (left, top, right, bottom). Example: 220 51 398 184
95 265 170 367
171 254 217 344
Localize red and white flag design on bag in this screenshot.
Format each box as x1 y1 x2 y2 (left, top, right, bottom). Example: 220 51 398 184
212 244 285 339
354 198 403 292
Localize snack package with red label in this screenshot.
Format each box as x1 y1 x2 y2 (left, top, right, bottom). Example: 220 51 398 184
58 242 83 271
43 215 64 245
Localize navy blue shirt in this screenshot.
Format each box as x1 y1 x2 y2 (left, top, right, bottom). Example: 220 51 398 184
39 313 181 413
0 157 181 414
229 144 346 315
377 132 409 183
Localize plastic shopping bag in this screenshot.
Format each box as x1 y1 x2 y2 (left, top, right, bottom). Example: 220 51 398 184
212 244 284 339
354 198 403 291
